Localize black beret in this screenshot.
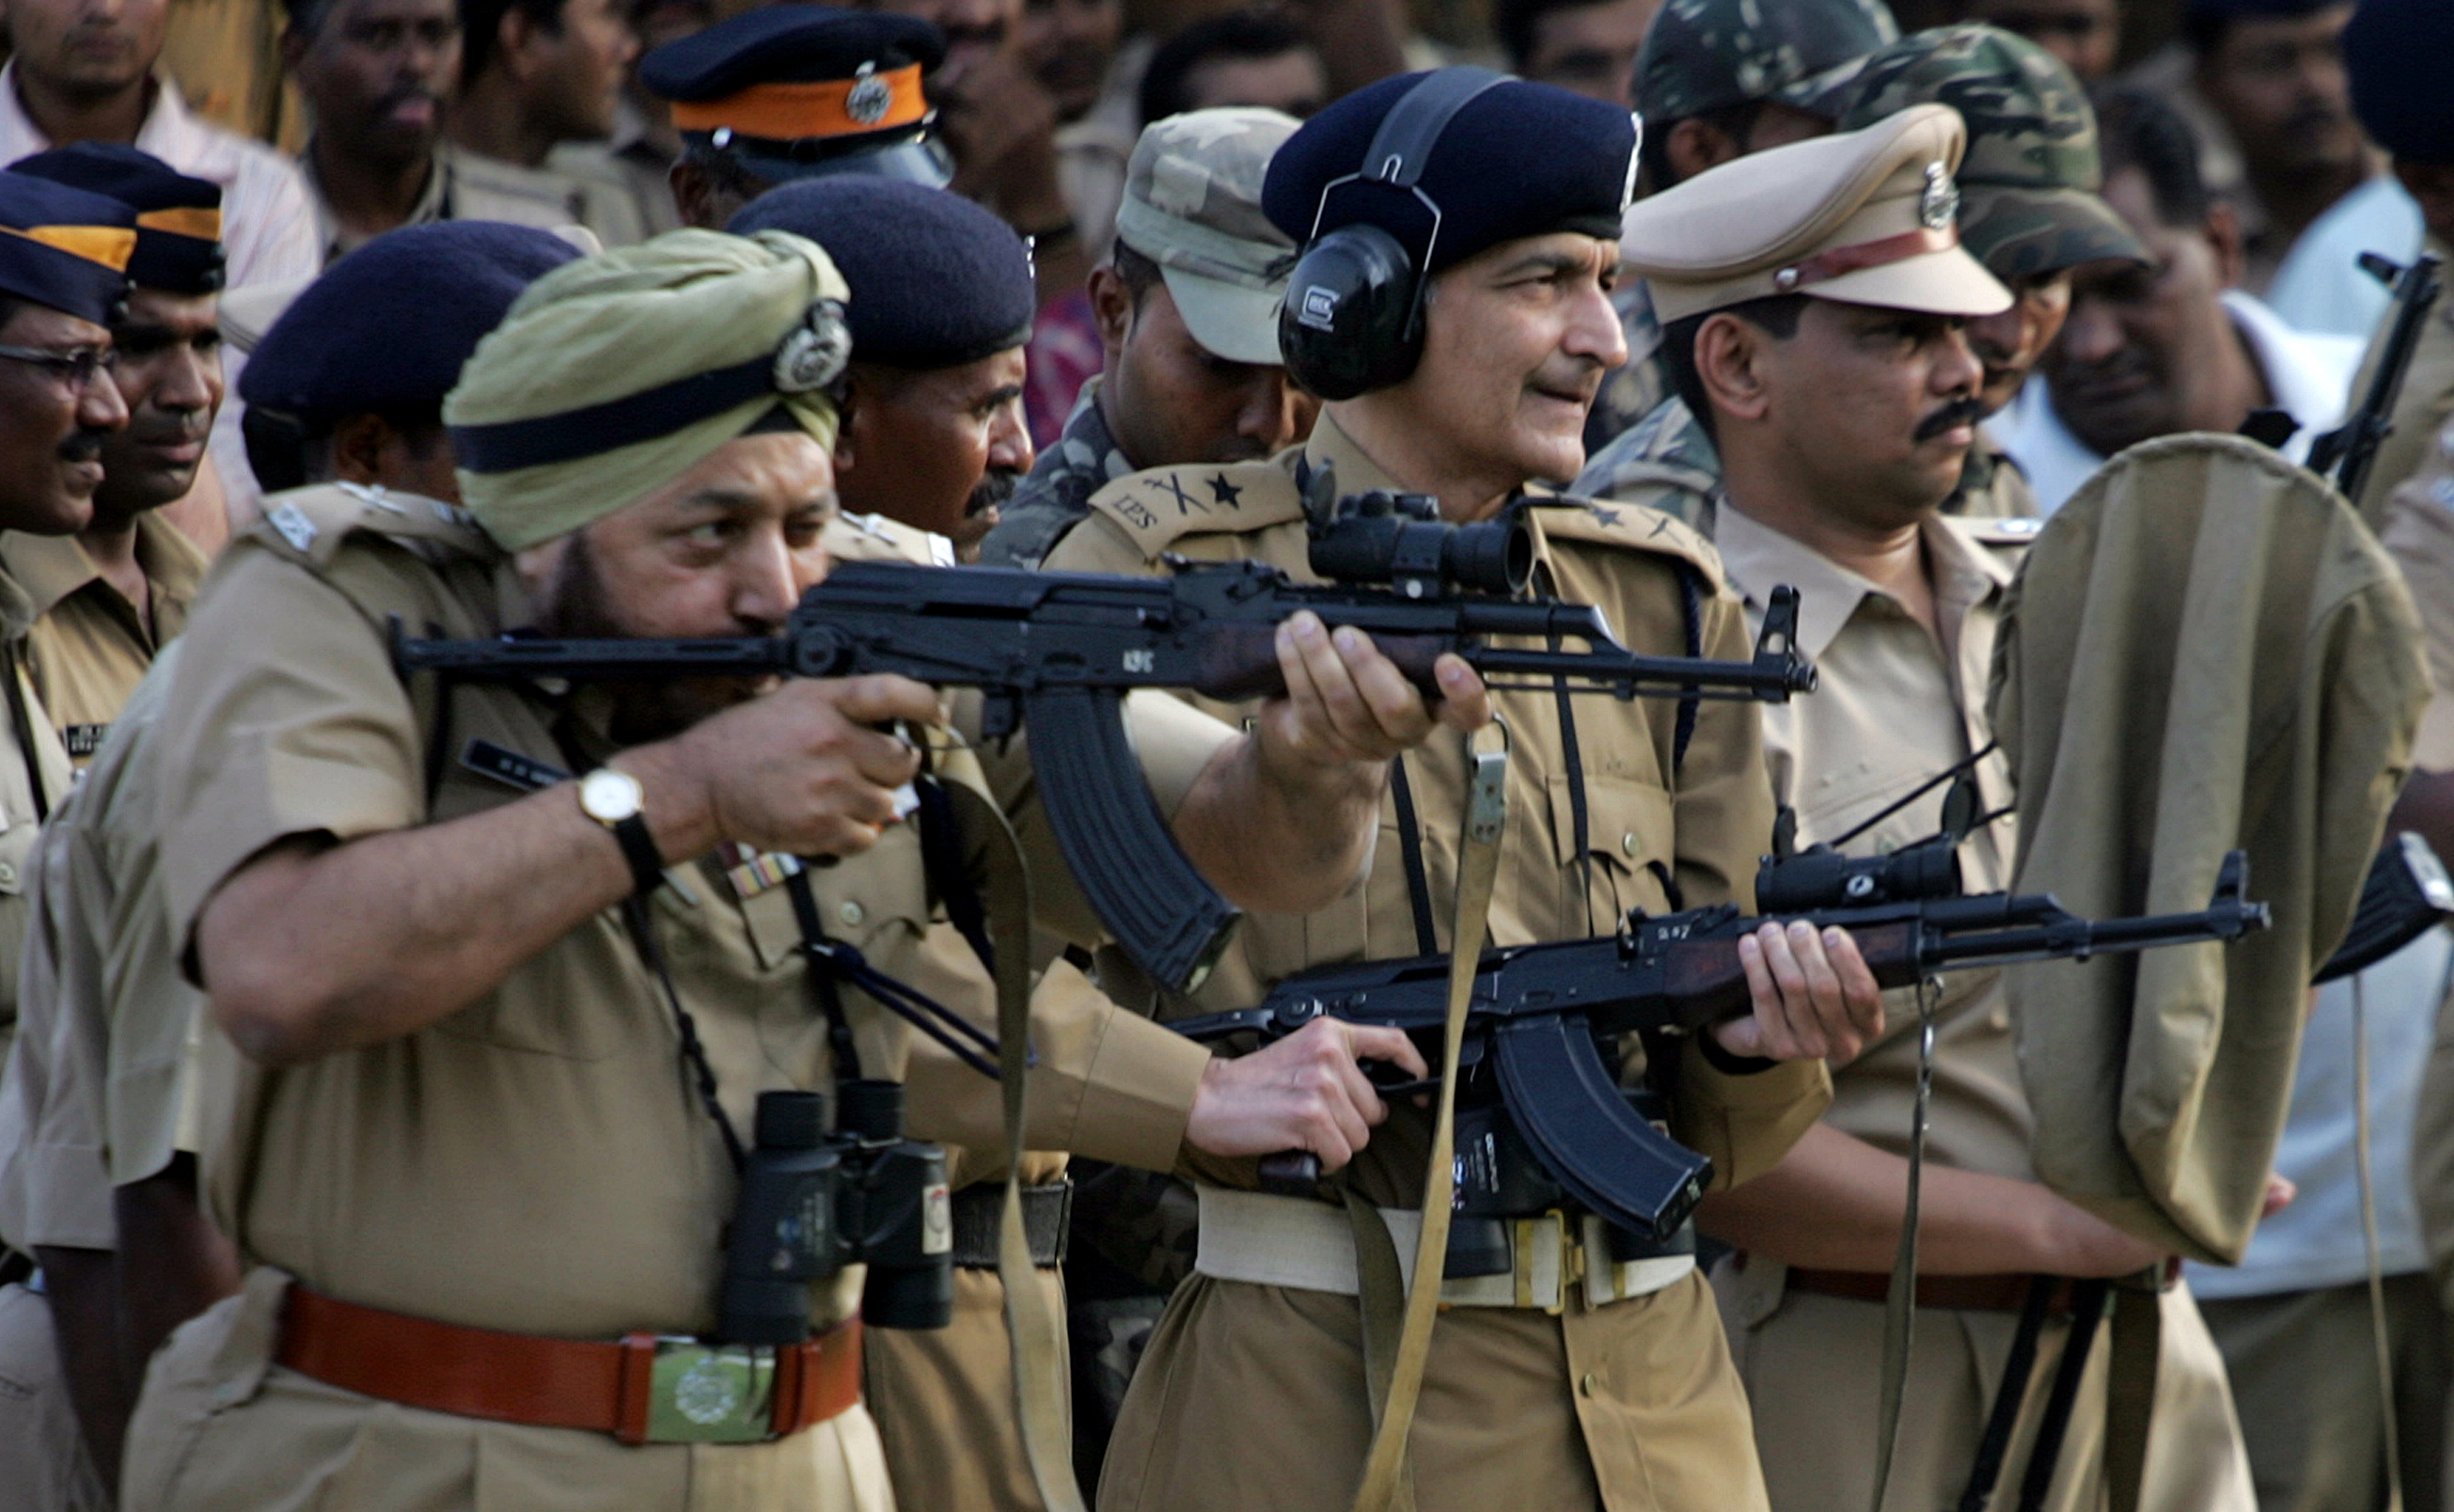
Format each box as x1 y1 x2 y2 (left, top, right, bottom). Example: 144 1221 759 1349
727 180 1035 369
1262 70 1637 276
642 6 951 185
2185 0 2340 21
241 221 581 426
10 143 224 295
0 171 134 326
2344 0 2454 164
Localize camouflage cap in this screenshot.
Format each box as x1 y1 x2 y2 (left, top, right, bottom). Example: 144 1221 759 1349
1635 0 1899 124
1115 107 1301 367
1839 24 2145 280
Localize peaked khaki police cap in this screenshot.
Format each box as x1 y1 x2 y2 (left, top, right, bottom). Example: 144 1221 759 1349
1116 106 1301 367
1621 102 2010 324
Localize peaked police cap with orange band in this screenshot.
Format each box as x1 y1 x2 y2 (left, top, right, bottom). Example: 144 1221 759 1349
1620 103 2010 323
0 170 134 326
11 143 224 295
641 6 951 187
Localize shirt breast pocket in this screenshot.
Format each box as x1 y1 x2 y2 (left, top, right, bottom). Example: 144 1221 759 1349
1549 772 1678 929
0 817 38 1019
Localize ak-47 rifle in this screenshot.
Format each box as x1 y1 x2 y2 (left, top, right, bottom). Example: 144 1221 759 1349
392 493 1817 996
2306 249 2445 503
1169 835 2270 1243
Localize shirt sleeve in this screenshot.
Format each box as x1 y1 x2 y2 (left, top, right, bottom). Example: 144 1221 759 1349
154 543 428 972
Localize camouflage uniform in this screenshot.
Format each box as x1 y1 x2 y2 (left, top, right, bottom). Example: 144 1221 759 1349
1575 393 2040 523
980 379 1136 569
1584 0 1899 458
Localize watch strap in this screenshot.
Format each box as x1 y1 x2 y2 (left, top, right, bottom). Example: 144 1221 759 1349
611 811 666 898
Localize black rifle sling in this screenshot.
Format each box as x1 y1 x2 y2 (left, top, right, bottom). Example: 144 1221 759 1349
1388 757 1440 956
2013 1279 2113 1512
1531 559 1596 939
1673 560 1704 773
1954 1276 2060 1512
4 640 48 824
914 770 997 976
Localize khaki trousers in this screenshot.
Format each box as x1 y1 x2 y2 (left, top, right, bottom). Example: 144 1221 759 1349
1718 1258 2253 1512
1099 1268 1766 1512
2198 1274 2450 1512
864 1264 1068 1511
0 1281 106 1511
122 1268 895 1512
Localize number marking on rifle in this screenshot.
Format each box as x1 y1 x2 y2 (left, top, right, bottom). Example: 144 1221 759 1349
1123 649 1156 673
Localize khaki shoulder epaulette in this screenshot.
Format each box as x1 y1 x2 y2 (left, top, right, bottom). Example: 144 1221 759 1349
1084 461 1301 561
824 511 952 567
1526 494 1727 592
252 483 496 571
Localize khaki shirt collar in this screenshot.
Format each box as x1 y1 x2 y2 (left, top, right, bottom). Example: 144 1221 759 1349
1301 410 1408 498
1298 410 1558 513
1713 503 2012 662
0 531 99 622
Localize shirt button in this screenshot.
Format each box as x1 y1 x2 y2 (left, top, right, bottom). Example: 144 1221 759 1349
1579 1371 1600 1397
0 862 17 888
837 901 865 927
1620 831 1639 858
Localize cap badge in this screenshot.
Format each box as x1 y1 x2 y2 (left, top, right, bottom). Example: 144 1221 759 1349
1920 163 1960 233
775 298 851 394
846 63 892 128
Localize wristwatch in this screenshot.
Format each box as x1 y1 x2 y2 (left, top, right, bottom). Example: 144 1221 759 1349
579 765 665 897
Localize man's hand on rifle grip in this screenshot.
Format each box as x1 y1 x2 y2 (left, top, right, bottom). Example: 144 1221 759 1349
1184 1018 1430 1170
1719 921 1885 1063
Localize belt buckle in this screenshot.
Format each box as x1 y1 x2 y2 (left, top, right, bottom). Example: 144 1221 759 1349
638 1337 779 1443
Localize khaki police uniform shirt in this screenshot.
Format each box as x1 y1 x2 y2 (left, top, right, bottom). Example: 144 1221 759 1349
152 485 1221 1341
3 516 208 766
1047 413 1830 1512
0 646 196 1258
0 570 74 1087
1712 504 2036 1180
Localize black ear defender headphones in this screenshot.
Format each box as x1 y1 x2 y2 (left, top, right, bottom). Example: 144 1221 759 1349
1278 66 1511 402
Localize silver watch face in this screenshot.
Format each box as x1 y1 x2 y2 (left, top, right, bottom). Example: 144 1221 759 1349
580 766 644 824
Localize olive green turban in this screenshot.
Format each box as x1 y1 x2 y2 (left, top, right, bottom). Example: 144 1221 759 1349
446 228 853 552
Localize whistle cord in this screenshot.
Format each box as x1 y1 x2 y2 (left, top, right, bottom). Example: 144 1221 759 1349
1672 563 1704 773
1389 756 1439 957
1867 974 1941 1512
1828 741 2000 852
620 892 747 1173
4 642 47 824
784 868 870 1087
1532 560 1595 938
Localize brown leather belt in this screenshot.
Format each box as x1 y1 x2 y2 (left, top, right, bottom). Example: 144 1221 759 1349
276 1284 862 1444
1785 1267 2084 1315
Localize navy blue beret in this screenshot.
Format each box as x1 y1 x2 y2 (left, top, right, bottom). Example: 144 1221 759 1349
1263 70 1637 276
728 180 1034 369
642 7 950 185
2344 0 2454 164
10 143 223 295
2185 0 2339 19
0 171 134 326
241 221 581 425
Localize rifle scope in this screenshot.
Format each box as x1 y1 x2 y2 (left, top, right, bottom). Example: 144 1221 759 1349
1754 834 1962 915
1308 490 1532 598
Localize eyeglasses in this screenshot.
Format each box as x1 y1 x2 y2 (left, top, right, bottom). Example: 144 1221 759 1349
0 343 119 390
